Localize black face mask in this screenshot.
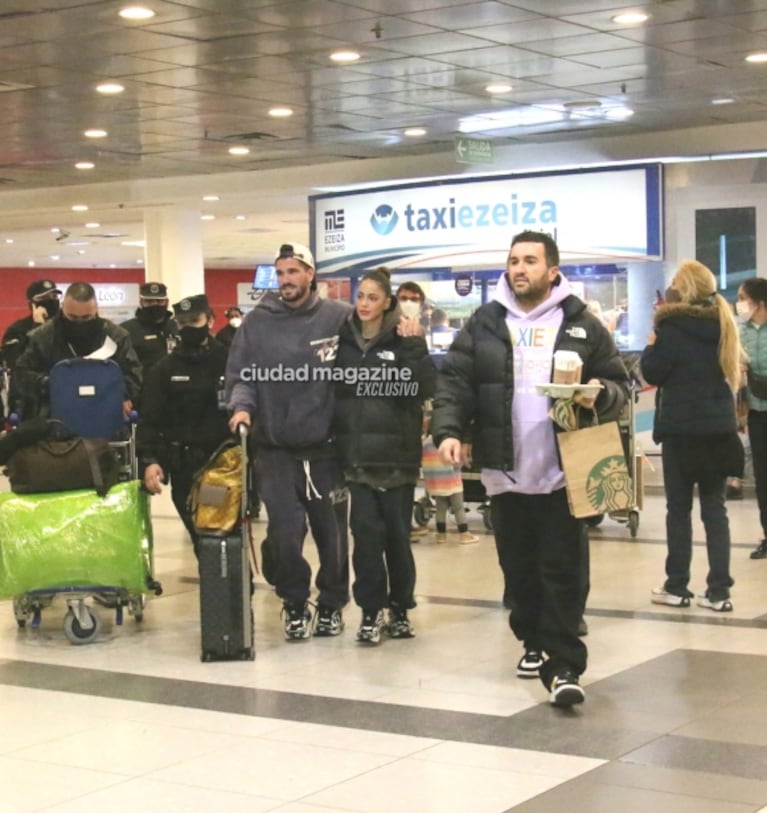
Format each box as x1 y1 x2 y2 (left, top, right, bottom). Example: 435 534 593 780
39 299 60 319
179 324 209 347
138 305 167 323
62 316 103 347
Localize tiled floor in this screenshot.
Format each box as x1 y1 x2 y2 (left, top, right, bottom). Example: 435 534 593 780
1 472 767 813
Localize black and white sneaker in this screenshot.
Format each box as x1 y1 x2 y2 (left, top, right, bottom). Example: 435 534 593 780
282 602 312 641
356 609 385 645
314 605 344 636
650 587 691 607
549 671 585 707
516 650 544 679
387 608 415 639
697 595 733 612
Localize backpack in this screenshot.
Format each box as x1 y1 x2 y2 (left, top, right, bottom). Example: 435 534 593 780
188 439 244 534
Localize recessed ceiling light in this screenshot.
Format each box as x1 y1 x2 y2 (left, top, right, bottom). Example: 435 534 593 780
84 129 107 138
746 52 767 63
711 97 735 105
27 260 35 267
109 263 116 268
202 194 220 201
72 204 89 212
50 255 60 261
118 6 155 20
235 214 246 220
269 106 293 118
486 82 512 94
404 127 427 137
563 99 602 110
121 240 145 247
612 11 649 25
330 49 360 63
5 238 13 244
77 250 86 255
228 146 250 155
75 161 95 170
136 259 144 264
200 214 215 221
85 222 101 228
605 105 634 120
96 82 124 94
51 227 60 233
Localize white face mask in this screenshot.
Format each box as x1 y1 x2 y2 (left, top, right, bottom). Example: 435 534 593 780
399 300 421 319
736 300 755 322
229 317 242 328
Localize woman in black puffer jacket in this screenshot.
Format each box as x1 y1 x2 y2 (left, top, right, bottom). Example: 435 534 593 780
641 260 743 612
333 268 435 645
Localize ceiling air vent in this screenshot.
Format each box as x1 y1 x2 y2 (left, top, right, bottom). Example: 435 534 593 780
224 132 277 141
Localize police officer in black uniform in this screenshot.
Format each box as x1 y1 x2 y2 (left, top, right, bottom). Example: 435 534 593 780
137 294 230 555
120 282 178 384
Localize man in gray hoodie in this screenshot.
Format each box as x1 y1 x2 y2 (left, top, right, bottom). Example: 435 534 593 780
227 242 352 641
432 230 628 708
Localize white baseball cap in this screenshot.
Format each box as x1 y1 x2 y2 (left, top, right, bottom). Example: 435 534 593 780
274 242 314 270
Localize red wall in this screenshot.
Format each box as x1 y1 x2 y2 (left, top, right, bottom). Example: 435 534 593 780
1 267 352 338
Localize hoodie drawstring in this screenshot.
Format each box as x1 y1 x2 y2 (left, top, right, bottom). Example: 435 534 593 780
303 459 322 500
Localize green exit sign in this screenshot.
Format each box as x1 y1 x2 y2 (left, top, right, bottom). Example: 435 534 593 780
454 136 494 165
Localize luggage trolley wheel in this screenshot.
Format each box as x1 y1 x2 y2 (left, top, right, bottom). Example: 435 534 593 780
129 594 147 623
63 606 101 644
628 510 640 538
413 496 433 527
478 502 493 531
584 514 604 528
13 598 27 629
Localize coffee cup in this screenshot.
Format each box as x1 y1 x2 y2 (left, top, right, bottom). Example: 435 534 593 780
552 350 582 385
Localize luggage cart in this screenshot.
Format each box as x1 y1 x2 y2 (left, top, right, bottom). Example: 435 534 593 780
2 358 162 644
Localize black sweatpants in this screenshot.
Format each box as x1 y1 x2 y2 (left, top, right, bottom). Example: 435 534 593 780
491 487 588 688
348 482 416 612
255 448 349 609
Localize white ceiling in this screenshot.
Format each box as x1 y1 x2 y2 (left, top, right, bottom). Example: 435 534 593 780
1 0 767 270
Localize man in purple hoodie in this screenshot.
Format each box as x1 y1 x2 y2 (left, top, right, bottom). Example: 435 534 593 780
431 230 628 708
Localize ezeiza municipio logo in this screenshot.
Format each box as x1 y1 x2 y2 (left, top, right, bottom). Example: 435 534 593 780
370 204 399 236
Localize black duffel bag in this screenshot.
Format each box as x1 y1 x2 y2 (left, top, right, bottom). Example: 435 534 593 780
5 436 120 497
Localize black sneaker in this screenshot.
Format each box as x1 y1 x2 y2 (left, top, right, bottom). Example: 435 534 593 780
282 602 312 641
750 540 767 560
549 671 585 707
387 608 415 639
517 650 544 679
314 605 344 637
356 609 385 645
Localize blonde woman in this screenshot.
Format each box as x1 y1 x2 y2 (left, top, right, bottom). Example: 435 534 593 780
641 260 742 612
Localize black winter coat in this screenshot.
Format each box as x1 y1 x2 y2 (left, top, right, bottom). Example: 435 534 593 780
137 338 230 469
640 302 737 441
332 310 436 471
431 294 629 471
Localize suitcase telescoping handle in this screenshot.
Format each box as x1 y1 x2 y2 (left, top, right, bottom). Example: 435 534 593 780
237 423 249 520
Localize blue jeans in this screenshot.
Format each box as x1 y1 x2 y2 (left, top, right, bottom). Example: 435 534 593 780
661 436 733 601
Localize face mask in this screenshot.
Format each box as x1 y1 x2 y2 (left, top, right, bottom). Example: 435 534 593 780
736 300 755 322
399 300 421 319
140 304 167 322
229 317 242 328
62 316 103 345
179 324 209 346
40 299 60 319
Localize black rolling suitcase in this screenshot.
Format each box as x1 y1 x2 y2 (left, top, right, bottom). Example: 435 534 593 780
196 425 255 662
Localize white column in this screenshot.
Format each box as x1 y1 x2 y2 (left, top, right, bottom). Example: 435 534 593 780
143 206 204 302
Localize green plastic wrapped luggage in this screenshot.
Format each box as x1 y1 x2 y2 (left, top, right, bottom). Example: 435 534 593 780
0 481 153 598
